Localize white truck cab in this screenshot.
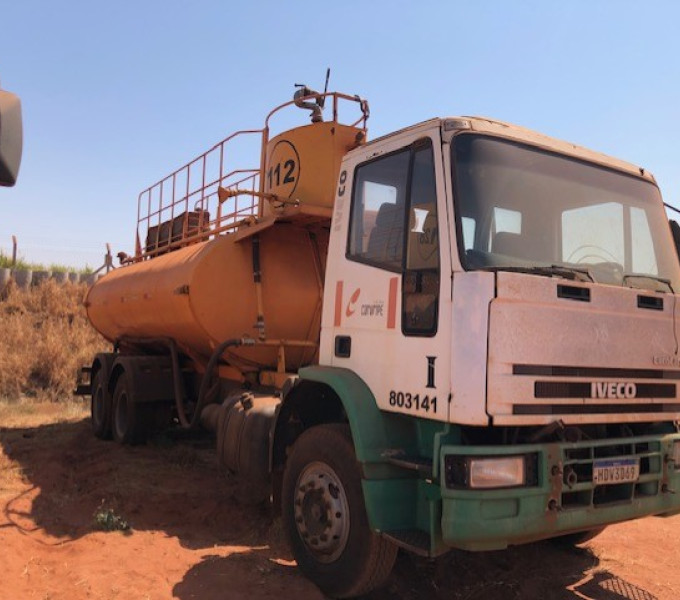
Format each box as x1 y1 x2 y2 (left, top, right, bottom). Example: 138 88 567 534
323 116 680 431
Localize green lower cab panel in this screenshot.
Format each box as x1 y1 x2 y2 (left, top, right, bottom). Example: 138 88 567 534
363 477 445 556
438 434 680 552
297 368 680 554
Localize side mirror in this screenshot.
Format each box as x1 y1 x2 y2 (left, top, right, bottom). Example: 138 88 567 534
670 219 680 262
0 89 23 187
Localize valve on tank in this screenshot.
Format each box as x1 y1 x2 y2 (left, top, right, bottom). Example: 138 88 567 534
293 69 330 123
294 85 324 123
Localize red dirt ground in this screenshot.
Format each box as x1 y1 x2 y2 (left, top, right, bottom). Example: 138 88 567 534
0 402 678 600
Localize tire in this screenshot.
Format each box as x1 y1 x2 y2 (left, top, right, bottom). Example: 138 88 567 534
90 368 112 440
282 424 397 598
112 372 144 445
552 526 606 546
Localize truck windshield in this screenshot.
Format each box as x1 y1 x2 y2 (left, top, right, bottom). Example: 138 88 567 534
451 134 680 292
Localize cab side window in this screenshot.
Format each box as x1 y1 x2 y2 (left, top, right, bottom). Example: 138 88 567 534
403 142 439 335
348 149 409 271
347 139 440 336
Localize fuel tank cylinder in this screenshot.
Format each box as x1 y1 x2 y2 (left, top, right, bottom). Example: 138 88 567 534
86 222 327 372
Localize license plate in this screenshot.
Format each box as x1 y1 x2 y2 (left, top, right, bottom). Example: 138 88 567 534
592 458 640 486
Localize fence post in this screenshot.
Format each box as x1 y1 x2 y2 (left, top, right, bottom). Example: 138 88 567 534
11 235 17 267
105 243 114 273
92 243 116 276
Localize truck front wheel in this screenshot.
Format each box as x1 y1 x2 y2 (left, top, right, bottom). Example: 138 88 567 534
282 424 397 598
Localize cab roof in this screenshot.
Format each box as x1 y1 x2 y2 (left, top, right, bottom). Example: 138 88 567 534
363 116 655 183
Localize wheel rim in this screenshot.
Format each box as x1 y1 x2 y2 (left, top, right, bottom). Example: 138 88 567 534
293 461 350 563
115 391 129 438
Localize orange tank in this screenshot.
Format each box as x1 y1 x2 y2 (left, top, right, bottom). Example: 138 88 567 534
86 92 368 381
86 221 328 373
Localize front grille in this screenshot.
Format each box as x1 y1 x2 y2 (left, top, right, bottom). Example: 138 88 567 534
559 440 662 509
509 364 680 419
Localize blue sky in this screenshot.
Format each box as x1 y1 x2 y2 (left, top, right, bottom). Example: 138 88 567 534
2 1 680 268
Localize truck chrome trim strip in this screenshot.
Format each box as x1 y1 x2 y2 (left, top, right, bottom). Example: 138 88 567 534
513 403 680 415
513 364 680 380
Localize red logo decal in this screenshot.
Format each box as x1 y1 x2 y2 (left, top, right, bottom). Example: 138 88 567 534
346 288 361 317
387 277 398 329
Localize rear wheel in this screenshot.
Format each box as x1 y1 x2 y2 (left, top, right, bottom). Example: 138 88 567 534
282 424 397 598
112 372 144 445
90 368 111 440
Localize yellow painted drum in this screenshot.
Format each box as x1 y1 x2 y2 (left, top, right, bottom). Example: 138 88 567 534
263 122 361 215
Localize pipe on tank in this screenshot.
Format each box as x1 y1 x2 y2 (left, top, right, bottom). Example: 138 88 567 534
294 86 323 123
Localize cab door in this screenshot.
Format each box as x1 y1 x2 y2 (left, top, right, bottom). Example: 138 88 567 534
321 131 452 423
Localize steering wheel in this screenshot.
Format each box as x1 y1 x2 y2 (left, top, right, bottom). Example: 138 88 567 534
566 244 620 265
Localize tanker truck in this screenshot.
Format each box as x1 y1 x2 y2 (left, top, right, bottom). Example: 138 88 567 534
80 86 680 598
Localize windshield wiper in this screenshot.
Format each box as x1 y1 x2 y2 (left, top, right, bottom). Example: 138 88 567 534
622 273 674 293
479 264 594 283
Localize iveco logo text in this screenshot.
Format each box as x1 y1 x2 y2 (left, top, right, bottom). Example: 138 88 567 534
591 382 637 399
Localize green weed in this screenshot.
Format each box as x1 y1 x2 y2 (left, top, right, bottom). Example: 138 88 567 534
93 503 131 533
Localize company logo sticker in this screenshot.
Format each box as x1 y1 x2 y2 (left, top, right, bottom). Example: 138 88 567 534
334 278 399 328
346 288 361 317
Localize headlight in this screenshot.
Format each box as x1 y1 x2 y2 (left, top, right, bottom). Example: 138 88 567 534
444 453 538 489
469 457 526 489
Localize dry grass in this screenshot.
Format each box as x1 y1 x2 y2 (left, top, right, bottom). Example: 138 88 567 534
0 397 88 427
0 280 108 401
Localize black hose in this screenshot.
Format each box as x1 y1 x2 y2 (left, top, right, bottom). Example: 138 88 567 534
167 338 190 429
117 335 248 430
190 338 246 429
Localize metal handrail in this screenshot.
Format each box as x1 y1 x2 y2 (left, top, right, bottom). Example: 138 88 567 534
134 91 369 260
135 128 263 259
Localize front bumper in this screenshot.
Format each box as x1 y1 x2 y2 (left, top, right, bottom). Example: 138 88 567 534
439 433 680 551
